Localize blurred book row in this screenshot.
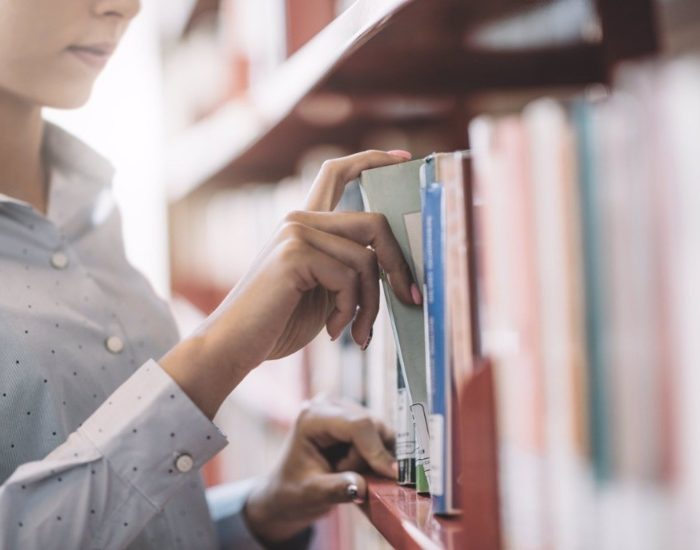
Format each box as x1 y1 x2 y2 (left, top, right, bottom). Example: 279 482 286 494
469 54 700 550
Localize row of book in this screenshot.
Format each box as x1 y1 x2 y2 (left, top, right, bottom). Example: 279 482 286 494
352 52 700 549
470 54 700 550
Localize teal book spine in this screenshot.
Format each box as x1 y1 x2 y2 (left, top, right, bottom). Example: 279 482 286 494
573 100 612 483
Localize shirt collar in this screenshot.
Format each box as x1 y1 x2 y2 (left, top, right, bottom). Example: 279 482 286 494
42 121 115 187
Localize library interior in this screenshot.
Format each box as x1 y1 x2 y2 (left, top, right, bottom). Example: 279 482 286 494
17 0 700 548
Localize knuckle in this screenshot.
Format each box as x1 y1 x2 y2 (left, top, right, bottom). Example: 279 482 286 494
370 212 391 234
277 236 307 261
320 158 341 175
279 220 306 241
283 210 304 224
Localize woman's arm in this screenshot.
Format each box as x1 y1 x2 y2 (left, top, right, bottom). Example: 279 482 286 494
0 359 227 549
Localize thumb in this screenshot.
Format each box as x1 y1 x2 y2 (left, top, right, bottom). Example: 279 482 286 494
307 471 368 508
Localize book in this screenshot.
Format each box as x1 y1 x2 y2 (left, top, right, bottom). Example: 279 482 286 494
358 159 431 493
470 114 548 549
421 158 451 512
572 98 612 486
421 151 476 515
523 97 591 549
396 357 417 486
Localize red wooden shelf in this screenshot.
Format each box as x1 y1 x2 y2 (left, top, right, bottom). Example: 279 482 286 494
361 477 467 550
359 363 500 550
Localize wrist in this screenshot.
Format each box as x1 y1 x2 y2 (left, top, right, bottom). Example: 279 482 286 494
244 477 312 545
159 336 242 420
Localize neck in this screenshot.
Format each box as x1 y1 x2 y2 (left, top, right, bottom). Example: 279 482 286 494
0 89 47 214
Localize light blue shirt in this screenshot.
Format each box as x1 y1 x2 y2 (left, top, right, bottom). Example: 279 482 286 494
0 122 264 549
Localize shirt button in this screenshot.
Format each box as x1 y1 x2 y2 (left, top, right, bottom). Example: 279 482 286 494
51 251 69 270
174 454 194 473
105 336 124 354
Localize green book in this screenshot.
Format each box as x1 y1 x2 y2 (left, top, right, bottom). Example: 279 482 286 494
358 159 431 493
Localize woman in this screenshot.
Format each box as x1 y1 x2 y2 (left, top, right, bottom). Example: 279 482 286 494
0 0 421 548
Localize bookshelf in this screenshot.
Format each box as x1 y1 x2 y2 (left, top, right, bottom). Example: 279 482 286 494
166 0 634 201
164 0 699 548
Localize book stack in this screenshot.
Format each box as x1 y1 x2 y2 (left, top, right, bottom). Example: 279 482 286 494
468 54 700 550
351 52 700 549
358 151 480 514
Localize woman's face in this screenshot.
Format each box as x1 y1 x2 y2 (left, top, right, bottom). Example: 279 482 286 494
0 0 140 109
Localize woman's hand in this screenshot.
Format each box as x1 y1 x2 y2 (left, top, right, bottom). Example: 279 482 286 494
160 150 420 419
243 395 396 544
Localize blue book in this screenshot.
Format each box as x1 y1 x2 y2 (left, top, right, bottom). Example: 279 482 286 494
421 157 454 513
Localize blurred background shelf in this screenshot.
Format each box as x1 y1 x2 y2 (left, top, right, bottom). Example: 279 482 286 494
165 0 631 200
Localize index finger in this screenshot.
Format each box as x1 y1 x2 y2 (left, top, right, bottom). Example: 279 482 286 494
284 210 417 307
305 149 413 212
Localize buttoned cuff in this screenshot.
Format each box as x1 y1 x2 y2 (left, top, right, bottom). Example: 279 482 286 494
78 358 228 510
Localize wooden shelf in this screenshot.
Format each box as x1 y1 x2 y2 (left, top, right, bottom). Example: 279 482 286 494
357 363 500 550
360 477 467 550
168 0 618 200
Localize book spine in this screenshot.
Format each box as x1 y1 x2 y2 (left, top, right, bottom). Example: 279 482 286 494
396 356 417 486
422 175 450 511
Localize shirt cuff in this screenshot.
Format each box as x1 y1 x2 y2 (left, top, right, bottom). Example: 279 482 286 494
78 358 228 510
207 479 314 550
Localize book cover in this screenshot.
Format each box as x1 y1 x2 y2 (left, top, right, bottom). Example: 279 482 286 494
421 158 452 512
357 159 431 492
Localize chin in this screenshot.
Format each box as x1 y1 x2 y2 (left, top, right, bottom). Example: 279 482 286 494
41 82 95 110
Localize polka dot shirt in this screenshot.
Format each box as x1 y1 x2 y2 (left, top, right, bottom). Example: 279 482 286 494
0 123 261 549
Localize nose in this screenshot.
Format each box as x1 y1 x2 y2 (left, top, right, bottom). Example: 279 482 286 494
93 0 141 20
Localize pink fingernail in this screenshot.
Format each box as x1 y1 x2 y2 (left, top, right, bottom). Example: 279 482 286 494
387 149 412 160
410 283 423 305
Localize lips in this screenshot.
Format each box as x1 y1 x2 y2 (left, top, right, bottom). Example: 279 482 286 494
66 43 115 69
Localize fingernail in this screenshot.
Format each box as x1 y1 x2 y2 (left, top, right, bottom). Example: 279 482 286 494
410 283 423 305
387 149 412 160
391 461 399 479
361 326 373 351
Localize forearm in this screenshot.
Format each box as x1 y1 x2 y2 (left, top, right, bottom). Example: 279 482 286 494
159 336 249 421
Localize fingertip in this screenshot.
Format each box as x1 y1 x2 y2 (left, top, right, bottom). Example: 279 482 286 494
386 149 412 160
410 283 423 306
327 310 350 342
351 318 374 350
386 271 419 308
